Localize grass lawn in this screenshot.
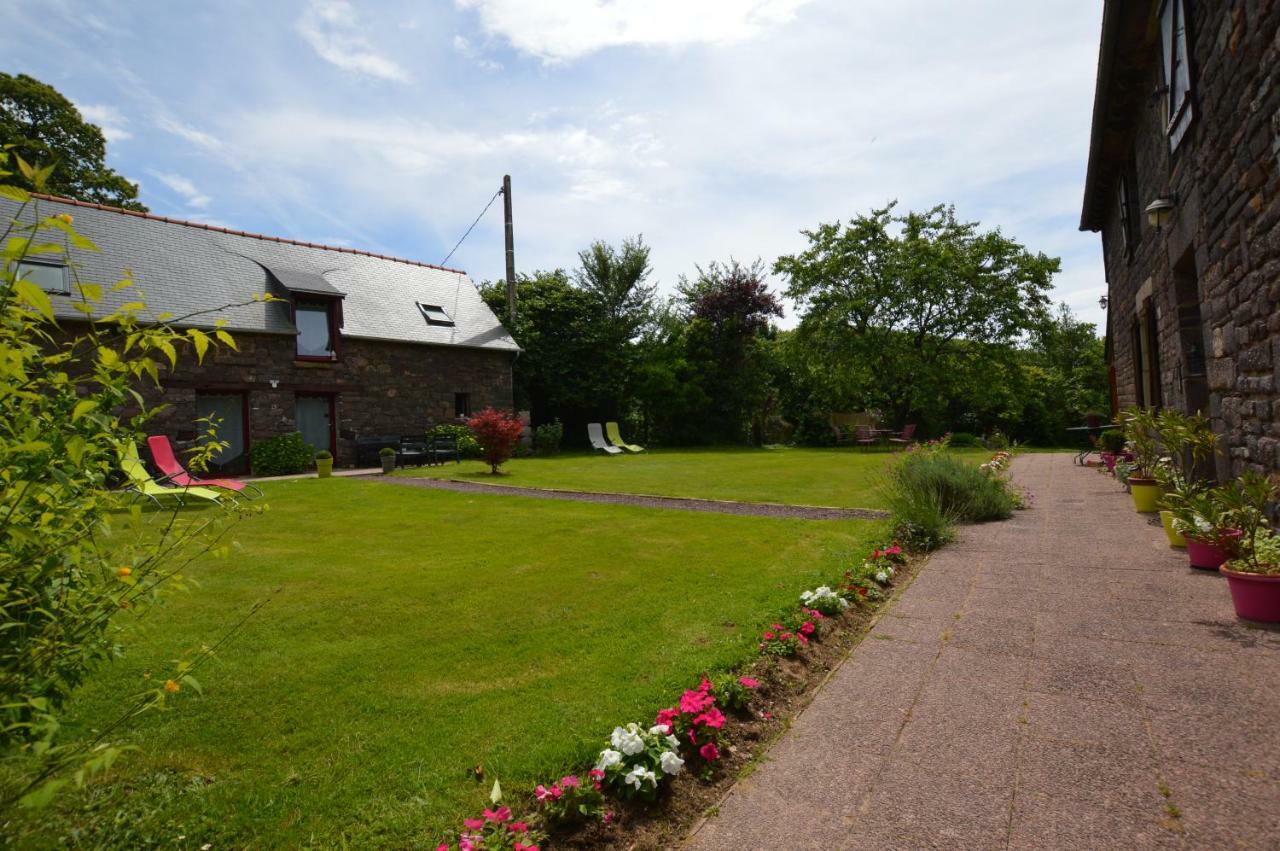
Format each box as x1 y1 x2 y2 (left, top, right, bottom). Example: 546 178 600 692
395 446 992 510
27 477 881 847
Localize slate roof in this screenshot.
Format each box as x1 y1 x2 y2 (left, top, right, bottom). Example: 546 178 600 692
2 193 519 353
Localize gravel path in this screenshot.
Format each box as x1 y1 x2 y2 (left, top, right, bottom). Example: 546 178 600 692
685 452 1280 849
373 476 888 520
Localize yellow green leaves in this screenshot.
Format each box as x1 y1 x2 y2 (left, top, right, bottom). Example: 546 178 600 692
13 278 54 320
71 399 97 422
188 328 210 362
215 329 237 351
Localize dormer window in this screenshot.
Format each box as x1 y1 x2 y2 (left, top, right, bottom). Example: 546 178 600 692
17 260 69 294
417 303 454 327
294 299 338 360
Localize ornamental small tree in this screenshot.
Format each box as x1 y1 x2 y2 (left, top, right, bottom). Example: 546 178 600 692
467 407 524 474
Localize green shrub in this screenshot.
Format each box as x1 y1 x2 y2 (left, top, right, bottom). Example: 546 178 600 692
314 450 332 461
1098 429 1125 453
948 431 980 447
378 446 396 458
427 424 482 459
882 453 1015 551
534 419 563 455
250 432 313 476
984 429 1010 450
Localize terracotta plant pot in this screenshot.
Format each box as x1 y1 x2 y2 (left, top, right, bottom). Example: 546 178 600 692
1159 510 1186 548
1129 477 1161 513
1185 529 1243 571
1219 565 1280 623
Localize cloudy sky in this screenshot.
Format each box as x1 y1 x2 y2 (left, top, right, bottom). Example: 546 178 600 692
2 0 1107 328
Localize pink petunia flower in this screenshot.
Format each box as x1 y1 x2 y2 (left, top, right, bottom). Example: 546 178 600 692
698 676 713 694
534 784 553 801
771 623 783 630
762 630 775 641
799 621 815 635
693 707 726 729
483 805 512 822
604 810 615 825
780 631 793 640
796 633 809 644
699 742 720 761
655 707 679 728
551 785 563 799
560 775 580 788
436 844 450 851
509 821 529 833
738 676 760 688
679 689 714 714
463 818 485 830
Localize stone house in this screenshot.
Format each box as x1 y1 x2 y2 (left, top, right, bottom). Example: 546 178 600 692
1080 0 1280 481
5 193 518 472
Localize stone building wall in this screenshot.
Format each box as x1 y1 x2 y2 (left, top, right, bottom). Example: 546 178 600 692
143 331 514 469
1100 0 1280 481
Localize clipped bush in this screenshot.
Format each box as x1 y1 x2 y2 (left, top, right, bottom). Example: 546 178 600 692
947 431 981 447
426 423 482 459
314 449 332 461
534 419 564 455
250 432 313 476
1099 429 1126 453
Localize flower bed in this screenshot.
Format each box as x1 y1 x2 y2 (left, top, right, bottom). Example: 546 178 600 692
433 539 918 850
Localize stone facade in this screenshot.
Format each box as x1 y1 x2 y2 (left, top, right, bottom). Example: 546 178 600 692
1083 0 1280 482
146 331 513 471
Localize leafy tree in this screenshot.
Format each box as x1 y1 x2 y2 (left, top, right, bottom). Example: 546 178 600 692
574 236 656 419
775 203 1059 432
467 407 524 473
0 158 260 806
0 73 145 211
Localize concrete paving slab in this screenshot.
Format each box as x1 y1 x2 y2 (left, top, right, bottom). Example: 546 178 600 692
684 454 1275 849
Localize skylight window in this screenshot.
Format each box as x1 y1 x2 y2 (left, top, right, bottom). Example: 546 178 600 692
417 303 454 327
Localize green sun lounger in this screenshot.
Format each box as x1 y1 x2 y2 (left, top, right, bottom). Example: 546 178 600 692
120 443 224 507
605 421 644 453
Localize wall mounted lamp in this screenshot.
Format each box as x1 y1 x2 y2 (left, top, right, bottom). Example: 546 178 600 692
1145 193 1179 230
1098 294 1109 311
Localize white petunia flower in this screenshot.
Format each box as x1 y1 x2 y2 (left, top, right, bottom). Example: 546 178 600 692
650 724 670 735
659 750 685 775
595 748 623 771
611 725 645 755
623 765 657 789
875 570 889 584
665 734 680 749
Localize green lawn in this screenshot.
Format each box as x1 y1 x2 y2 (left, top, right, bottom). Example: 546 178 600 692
396 446 990 510
29 477 881 847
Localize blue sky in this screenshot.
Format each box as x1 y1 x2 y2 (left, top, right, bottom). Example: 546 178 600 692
3 0 1107 329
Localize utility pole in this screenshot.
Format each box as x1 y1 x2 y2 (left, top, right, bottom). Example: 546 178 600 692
502 174 516 325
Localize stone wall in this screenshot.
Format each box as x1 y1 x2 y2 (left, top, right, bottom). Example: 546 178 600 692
1099 0 1280 482
143 331 514 468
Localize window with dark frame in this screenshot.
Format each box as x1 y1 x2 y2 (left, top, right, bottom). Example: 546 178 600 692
17 260 69 294
417 303 455 327
294 299 338 360
1160 0 1194 151
455 392 471 418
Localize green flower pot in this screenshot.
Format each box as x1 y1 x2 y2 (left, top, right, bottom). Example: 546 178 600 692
316 458 333 478
1130 478 1160 513
1159 510 1186 548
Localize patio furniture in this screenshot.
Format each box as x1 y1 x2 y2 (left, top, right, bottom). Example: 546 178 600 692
120 443 223 508
605 421 644 453
854 425 880 450
428 435 462 465
397 435 432 468
1065 422 1118 465
832 424 855 445
355 435 401 468
587 422 622 454
888 424 917 448
146 435 263 497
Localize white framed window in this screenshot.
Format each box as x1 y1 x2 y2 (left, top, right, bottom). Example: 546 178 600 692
17 260 69 294
1160 0 1194 151
417 303 454 327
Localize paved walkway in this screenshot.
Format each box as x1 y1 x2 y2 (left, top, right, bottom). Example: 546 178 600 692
686 453 1280 849
374 476 888 520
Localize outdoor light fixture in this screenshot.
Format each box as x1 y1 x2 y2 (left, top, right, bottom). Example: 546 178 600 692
269 379 279 389
1145 194 1179 230
1098 294 1109 310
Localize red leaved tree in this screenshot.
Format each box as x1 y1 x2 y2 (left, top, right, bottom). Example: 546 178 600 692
467 408 525 474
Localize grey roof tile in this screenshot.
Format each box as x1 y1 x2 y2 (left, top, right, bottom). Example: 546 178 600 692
2 194 519 352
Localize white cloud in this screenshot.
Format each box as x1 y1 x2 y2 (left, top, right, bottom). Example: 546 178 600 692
296 0 409 82
155 116 222 151
77 102 131 142
148 170 211 209
452 34 503 71
455 0 813 61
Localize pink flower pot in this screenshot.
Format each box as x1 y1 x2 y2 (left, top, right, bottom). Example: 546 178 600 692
1185 530 1243 572
1101 452 1117 472
1220 566 1280 623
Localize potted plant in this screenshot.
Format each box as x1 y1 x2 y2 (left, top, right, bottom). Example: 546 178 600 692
1153 410 1217 549
379 445 396 474
1119 408 1161 512
1165 487 1241 569
1217 472 1280 622
315 449 333 478
1098 429 1125 472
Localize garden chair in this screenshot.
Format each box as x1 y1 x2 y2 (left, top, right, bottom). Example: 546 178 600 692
832 424 854 445
120 443 223 508
605 421 644 453
146 435 263 498
888 423 917 448
587 423 622 454
429 435 461 465
854 425 880 450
